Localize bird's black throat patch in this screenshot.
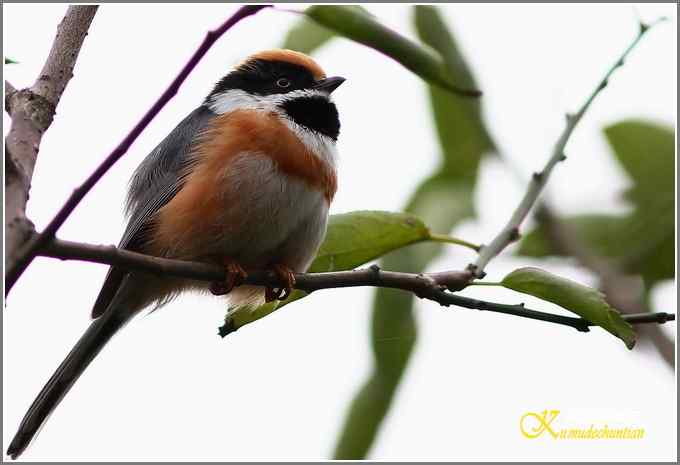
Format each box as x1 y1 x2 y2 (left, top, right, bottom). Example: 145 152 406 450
280 96 340 141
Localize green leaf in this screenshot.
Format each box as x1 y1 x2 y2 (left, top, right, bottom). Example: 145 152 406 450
501 267 636 349
604 120 674 287
333 7 494 459
282 17 335 55
517 120 674 289
518 214 629 258
310 210 429 272
282 6 371 55
604 120 674 205
414 5 496 176
304 5 481 97
621 210 674 287
4 57 19 65
222 211 432 334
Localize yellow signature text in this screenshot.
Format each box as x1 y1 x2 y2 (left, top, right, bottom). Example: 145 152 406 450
520 410 645 440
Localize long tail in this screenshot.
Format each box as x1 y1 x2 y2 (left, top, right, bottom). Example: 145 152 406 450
7 281 142 459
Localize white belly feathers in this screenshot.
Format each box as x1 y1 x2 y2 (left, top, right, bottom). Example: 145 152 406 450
216 152 328 271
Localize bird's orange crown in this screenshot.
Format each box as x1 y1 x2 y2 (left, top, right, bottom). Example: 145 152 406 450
239 49 326 81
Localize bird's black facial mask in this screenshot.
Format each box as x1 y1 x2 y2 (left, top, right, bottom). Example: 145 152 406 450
280 96 341 141
209 59 317 97
207 59 343 141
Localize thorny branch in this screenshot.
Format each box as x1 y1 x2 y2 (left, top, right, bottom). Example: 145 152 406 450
469 19 666 279
40 236 675 334
4 5 270 295
4 6 98 279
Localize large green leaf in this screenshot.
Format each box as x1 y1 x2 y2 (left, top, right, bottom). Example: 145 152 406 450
310 210 429 273
501 267 636 349
222 211 433 334
332 179 478 459
414 5 496 176
605 121 674 205
519 214 630 258
332 6 495 459
518 120 674 288
604 120 674 287
304 6 480 97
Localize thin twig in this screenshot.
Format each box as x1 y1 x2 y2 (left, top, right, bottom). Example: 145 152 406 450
617 313 676 325
4 5 270 295
469 19 666 279
4 6 98 283
38 237 675 332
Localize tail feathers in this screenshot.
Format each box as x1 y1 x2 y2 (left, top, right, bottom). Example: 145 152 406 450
7 305 134 459
91 267 127 318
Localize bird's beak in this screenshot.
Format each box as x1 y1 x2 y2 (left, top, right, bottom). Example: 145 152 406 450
313 76 346 94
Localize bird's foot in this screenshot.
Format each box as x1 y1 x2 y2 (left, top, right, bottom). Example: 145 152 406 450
265 264 296 302
210 258 248 296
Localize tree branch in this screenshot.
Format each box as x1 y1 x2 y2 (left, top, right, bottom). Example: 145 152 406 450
38 236 675 333
4 5 98 280
536 206 676 367
469 19 666 279
4 5 270 295
5 80 17 100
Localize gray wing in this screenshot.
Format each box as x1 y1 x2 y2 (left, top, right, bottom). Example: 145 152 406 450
91 105 215 318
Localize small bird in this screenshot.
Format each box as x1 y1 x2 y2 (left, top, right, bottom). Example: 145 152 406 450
7 49 345 459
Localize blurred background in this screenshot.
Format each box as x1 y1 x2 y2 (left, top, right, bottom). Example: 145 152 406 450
3 3 676 460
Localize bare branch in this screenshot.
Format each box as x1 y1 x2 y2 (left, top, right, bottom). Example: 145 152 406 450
41 236 473 293
33 6 98 107
39 237 675 334
5 80 17 101
469 19 666 279
4 6 98 280
4 5 270 295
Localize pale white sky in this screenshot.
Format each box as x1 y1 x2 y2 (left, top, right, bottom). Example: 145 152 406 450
3 3 677 461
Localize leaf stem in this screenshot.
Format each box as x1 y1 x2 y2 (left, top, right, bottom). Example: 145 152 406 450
467 281 503 287
428 233 481 251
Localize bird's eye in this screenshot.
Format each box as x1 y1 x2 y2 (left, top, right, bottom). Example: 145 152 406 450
276 78 291 88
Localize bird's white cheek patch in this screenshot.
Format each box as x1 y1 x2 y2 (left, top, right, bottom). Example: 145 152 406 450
208 88 331 115
208 90 264 114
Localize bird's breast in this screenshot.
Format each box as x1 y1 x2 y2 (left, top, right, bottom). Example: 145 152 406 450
199 109 336 201
151 109 336 261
